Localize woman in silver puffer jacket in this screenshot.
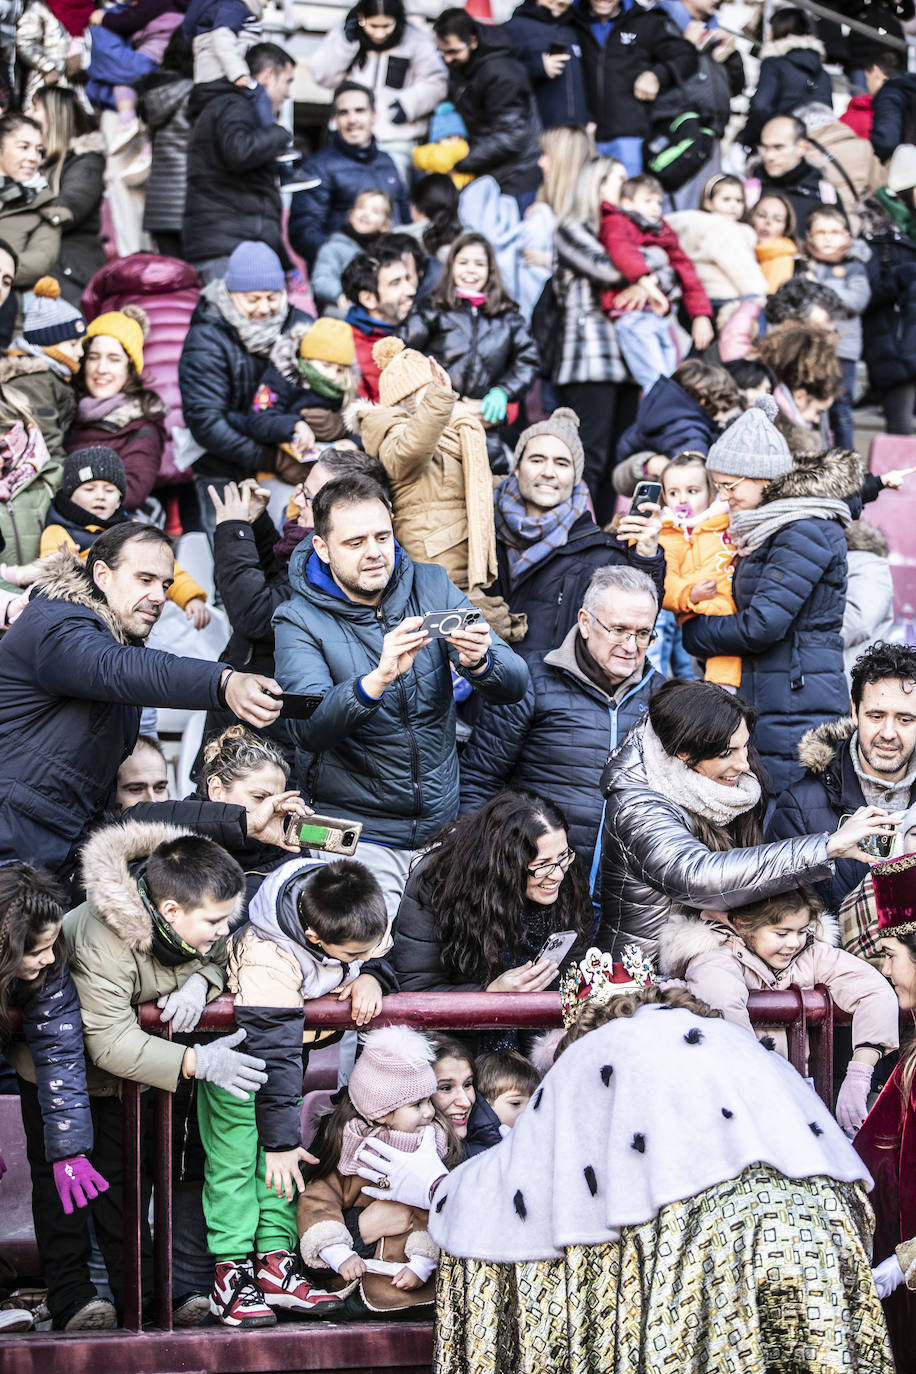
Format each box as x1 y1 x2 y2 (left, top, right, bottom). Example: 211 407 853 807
596 680 899 959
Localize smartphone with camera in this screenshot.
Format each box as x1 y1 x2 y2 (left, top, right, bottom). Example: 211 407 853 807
535 929 578 967
283 813 363 855
547 40 568 54
840 813 895 860
418 608 482 640
277 692 324 720
629 480 662 515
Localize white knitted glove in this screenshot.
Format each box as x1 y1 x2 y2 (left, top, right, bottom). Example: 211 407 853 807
356 1124 446 1208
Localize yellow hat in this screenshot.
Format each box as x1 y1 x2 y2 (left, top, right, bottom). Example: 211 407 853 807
299 318 355 367
372 336 431 407
85 305 147 376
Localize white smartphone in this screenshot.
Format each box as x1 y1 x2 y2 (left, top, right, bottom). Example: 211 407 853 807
535 929 578 967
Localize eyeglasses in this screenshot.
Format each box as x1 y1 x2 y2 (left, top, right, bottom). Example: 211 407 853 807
437 40 470 56
527 849 576 879
713 477 747 495
589 612 657 646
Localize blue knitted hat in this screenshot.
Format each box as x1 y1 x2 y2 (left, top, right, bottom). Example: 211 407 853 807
24 276 86 347
224 241 285 293
429 101 467 143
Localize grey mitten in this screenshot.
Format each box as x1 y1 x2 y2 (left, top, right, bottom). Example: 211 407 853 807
192 1028 268 1100
158 972 208 1033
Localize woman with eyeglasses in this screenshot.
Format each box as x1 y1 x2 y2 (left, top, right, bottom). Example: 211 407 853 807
391 791 592 1048
679 395 861 795
596 678 894 961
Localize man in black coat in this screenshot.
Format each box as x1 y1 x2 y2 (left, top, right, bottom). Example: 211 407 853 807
758 115 828 241
433 8 542 209
870 63 916 163
767 642 916 911
460 564 662 868
182 42 296 279
0 524 283 880
488 408 666 656
500 0 591 132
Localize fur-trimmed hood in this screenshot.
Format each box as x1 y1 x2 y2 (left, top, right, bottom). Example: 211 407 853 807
659 906 840 978
762 447 863 504
344 395 377 434
268 322 312 384
0 351 53 381
796 714 855 773
69 131 107 159
846 519 889 556
80 819 195 951
32 548 130 645
758 34 825 61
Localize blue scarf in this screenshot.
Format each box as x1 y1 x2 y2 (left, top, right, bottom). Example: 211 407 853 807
494 475 591 585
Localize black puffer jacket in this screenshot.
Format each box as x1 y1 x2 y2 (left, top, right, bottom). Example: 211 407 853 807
570 0 697 141
54 134 106 306
137 70 194 236
488 510 666 657
213 512 294 674
861 194 916 390
182 78 290 265
740 36 833 148
444 21 542 195
459 627 660 862
871 71 916 163
178 295 312 481
399 300 539 402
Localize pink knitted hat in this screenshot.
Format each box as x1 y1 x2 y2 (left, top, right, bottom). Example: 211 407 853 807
348 1025 438 1122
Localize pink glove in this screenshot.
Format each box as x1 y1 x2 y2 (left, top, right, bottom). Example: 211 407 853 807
836 1061 874 1136
53 1156 110 1214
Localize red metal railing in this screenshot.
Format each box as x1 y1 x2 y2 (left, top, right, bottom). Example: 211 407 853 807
2 987 839 1372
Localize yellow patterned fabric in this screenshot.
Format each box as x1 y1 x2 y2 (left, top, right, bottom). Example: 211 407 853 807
433 1165 893 1374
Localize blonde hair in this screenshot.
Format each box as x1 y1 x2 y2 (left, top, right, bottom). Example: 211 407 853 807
537 126 595 220
351 188 394 230
559 156 625 232
200 725 289 792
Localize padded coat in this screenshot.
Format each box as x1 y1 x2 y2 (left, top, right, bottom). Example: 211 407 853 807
398 300 539 403
681 449 860 794
290 134 410 267
616 375 720 462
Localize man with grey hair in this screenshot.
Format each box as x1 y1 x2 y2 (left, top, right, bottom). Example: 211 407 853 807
460 563 661 870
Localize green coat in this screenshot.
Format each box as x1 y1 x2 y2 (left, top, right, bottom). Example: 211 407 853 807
0 351 76 462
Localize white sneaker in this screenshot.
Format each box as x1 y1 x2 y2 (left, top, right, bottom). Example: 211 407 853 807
0 1307 33 1333
209 1260 276 1329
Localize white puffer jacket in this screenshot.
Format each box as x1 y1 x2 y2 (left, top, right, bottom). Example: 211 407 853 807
306 21 447 143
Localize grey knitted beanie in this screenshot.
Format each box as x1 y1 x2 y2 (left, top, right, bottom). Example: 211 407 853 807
513 407 585 482
706 394 793 481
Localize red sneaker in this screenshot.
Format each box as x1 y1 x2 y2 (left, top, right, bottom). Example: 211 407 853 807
256 1250 345 1315
209 1260 277 1328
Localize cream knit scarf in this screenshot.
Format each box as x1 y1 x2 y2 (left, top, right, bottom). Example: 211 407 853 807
640 721 761 825
437 409 497 591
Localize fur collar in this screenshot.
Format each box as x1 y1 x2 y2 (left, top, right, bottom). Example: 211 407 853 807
763 448 863 504
344 396 376 433
659 908 840 977
797 714 856 773
759 34 825 60
0 352 51 380
80 819 193 951
846 519 889 556
33 548 130 645
268 323 312 384
70 131 107 157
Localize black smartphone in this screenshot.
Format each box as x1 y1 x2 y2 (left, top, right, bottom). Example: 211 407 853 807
629 480 662 514
547 40 567 54
267 692 324 720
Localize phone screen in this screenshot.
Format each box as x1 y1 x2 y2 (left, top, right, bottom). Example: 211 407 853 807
296 822 333 847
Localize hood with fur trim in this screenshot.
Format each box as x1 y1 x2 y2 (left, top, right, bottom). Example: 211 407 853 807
659 907 840 977
32 547 130 645
758 34 826 61
796 714 855 773
762 447 863 505
846 519 889 557
80 819 197 951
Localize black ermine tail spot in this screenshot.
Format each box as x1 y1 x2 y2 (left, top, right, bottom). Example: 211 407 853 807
600 1064 613 1086
761 1035 777 1051
721 1108 733 1119
684 1028 703 1045
435 1195 448 1213
532 1088 543 1111
809 1122 823 1137
584 1166 598 1196
631 1133 646 1153
514 1190 527 1220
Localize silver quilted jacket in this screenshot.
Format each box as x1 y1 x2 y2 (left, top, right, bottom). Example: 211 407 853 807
595 721 834 958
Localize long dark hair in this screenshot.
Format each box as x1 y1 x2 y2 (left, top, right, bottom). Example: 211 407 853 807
648 681 767 848
302 1086 463 1183
349 0 406 55
0 863 67 1045
419 791 592 984
431 232 518 317
412 173 461 258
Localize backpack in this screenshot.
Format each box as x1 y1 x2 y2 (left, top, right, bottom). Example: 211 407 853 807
647 111 716 192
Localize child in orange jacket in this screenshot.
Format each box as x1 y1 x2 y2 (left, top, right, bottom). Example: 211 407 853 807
658 452 740 689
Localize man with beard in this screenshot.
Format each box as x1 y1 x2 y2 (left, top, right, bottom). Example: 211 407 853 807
767 642 916 910
272 472 529 915
0 523 282 879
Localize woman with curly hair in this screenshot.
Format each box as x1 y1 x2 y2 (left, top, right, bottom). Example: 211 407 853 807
390 791 592 1044
755 318 842 451
356 977 893 1373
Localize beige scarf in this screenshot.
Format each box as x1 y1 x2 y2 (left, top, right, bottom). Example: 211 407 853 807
437 407 497 593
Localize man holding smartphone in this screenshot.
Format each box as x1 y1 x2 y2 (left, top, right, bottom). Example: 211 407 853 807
501 0 589 132
273 472 529 917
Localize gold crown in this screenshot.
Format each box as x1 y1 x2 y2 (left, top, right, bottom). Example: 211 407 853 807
559 945 656 1028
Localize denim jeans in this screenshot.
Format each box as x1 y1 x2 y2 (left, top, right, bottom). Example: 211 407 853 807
615 311 678 392
829 358 858 450
596 137 643 176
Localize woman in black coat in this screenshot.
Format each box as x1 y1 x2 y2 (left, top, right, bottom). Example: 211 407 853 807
136 26 194 260
740 7 833 149
32 88 105 307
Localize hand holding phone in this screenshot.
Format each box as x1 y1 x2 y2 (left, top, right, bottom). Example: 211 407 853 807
535 929 578 967
629 480 662 515
283 813 363 855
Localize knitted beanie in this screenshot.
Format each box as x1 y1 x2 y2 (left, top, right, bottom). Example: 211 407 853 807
512 407 585 483
23 277 86 347
888 144 916 194
60 446 127 500
373 336 432 406
347 1025 438 1122
705 394 793 481
224 240 285 294
300 317 355 367
429 100 468 143
85 305 148 377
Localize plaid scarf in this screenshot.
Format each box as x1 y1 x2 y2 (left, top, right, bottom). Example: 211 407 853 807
494 475 591 585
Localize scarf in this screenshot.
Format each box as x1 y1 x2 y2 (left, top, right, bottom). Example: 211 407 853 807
876 186 916 242
346 303 396 338
436 406 497 590
298 358 345 401
494 475 591 585
341 221 382 251
338 1118 449 1178
455 287 486 308
46 0 95 35
640 719 761 825
0 172 45 212
273 516 310 561
77 392 128 425
204 278 288 358
10 335 76 379
728 495 851 556
137 875 205 969
574 630 616 698
0 421 49 501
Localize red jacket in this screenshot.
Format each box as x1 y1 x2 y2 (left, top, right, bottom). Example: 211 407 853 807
840 92 872 140
598 202 712 321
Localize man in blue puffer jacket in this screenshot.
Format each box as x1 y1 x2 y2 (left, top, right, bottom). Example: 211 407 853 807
273 472 529 914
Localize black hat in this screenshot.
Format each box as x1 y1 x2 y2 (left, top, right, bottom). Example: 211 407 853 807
60 446 127 501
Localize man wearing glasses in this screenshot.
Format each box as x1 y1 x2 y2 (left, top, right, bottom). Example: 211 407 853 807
461 564 661 871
